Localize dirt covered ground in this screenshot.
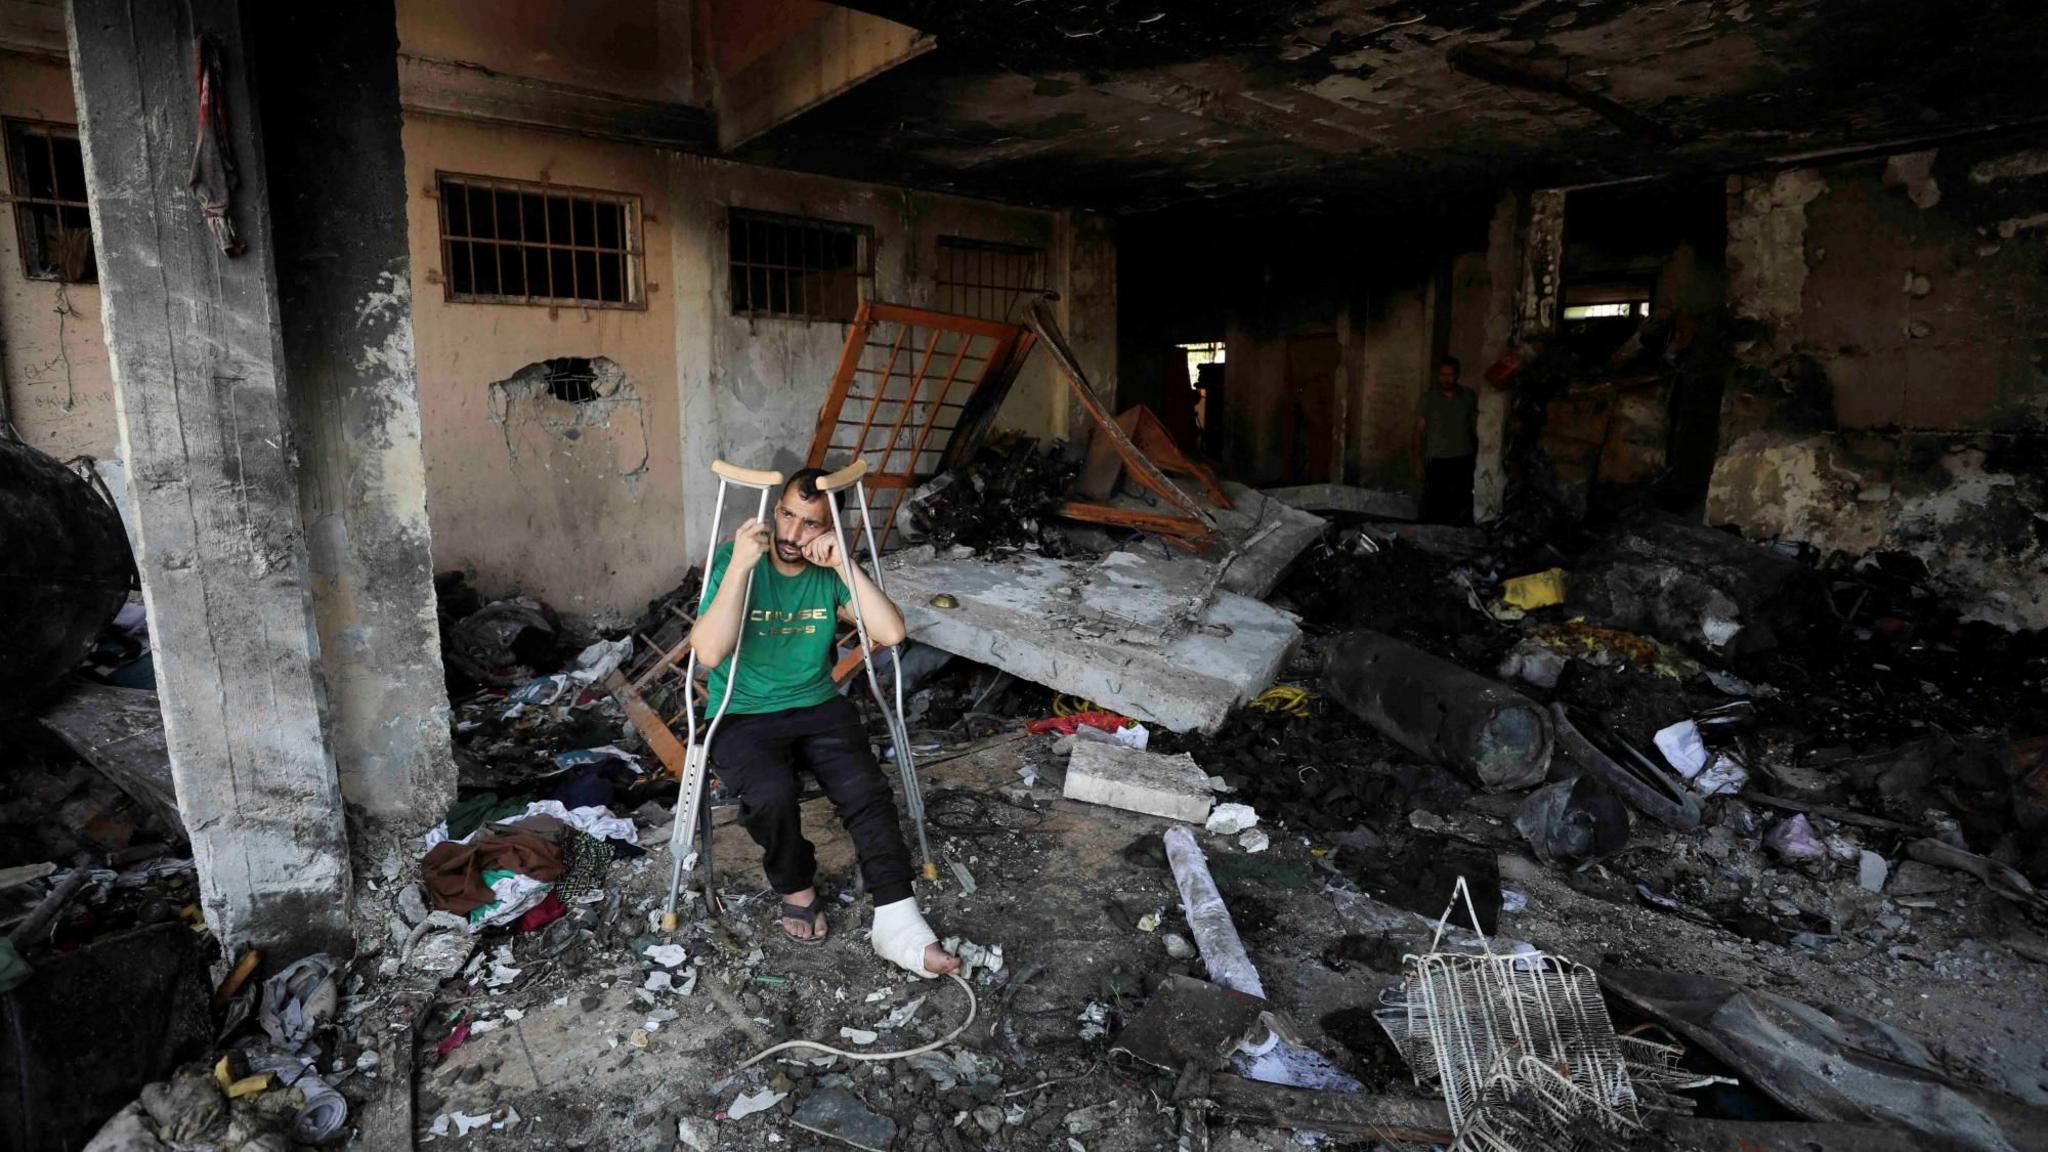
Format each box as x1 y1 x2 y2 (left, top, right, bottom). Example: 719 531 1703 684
391 722 2048 1151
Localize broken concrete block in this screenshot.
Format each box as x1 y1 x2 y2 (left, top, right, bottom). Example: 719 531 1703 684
1262 483 1418 521
792 1087 897 1151
1063 742 1215 824
886 547 1299 733
1205 803 1259 836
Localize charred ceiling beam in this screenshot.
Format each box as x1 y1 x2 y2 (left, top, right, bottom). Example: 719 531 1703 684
1446 40 1675 146
395 54 716 151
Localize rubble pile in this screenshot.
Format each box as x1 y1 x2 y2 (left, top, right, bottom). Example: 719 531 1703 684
23 422 2048 1152
896 435 1082 558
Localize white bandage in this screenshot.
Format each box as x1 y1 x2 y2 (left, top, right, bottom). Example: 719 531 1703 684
869 898 940 979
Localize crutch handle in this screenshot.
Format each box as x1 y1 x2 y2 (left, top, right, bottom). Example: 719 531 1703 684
815 459 869 493
711 460 785 488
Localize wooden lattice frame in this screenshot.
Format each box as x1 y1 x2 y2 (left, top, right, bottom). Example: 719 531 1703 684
803 300 1037 552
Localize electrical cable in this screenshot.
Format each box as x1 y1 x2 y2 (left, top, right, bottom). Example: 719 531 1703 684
1247 685 1315 717
732 971 977 1071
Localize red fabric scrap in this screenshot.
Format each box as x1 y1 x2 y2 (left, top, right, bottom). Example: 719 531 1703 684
435 1022 472 1057
513 893 567 933
1025 712 1131 737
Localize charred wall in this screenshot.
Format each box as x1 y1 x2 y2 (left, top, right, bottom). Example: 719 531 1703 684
1710 132 2048 630
1117 203 1497 492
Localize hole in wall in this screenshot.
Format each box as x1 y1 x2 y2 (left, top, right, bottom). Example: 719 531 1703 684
541 357 600 404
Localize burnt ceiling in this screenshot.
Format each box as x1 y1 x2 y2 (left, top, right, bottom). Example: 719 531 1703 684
729 0 2048 219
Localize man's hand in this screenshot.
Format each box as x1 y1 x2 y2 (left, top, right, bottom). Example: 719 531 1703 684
731 517 771 570
801 532 844 572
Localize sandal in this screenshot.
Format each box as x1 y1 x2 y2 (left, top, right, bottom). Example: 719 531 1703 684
778 898 828 944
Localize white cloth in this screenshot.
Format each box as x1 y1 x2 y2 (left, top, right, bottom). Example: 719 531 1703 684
422 821 473 851
870 898 941 979
519 799 636 843
468 872 550 932
570 637 634 684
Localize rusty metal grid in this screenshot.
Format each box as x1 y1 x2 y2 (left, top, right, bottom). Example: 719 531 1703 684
804 300 1035 552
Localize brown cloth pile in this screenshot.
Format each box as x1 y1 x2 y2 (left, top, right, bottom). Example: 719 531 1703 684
422 820 566 916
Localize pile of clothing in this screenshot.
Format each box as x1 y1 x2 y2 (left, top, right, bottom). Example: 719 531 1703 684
421 798 640 931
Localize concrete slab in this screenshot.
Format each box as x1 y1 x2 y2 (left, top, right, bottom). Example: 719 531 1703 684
1063 742 1215 824
1210 483 1326 598
883 548 1300 733
38 681 185 841
1100 483 1325 600
1264 483 1419 521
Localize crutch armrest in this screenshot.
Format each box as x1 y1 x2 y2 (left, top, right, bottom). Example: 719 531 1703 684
711 460 785 488
815 459 869 492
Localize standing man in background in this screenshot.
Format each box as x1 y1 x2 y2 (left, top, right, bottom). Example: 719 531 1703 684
1413 356 1478 525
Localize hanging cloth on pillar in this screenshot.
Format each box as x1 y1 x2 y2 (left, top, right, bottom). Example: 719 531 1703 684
188 34 245 257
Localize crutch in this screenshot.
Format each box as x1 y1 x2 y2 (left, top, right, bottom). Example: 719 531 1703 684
815 460 938 881
660 460 785 934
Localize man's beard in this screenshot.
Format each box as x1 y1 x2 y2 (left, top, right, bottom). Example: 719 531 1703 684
775 536 804 561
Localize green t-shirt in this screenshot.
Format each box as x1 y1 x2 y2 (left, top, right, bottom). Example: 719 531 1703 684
700 541 851 715
1421 385 1479 460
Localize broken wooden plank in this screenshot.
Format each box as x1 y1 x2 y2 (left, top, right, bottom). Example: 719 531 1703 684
1029 297 1215 532
1203 1074 1454 1144
1746 793 1920 833
1061 502 1211 538
1076 405 1233 509
0 863 55 893
606 670 691 780
37 681 185 841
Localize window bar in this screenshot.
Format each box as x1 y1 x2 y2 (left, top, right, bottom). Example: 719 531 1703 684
538 191 554 300
437 179 453 299
510 190 528 302
569 200 582 302
488 187 506 300
464 192 479 305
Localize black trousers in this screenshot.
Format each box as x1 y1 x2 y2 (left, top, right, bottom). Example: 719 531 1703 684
1422 454 1476 525
710 695 915 907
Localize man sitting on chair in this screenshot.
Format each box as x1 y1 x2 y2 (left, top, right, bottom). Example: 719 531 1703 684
687 467 960 978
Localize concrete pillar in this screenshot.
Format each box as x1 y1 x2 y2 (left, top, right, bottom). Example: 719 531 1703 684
67 0 449 954
1059 210 1118 443
1472 191 1521 521
1517 188 1567 341
247 2 455 832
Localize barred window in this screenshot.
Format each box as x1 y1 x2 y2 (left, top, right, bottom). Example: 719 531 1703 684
728 208 870 321
4 120 96 283
437 173 641 307
935 236 1045 323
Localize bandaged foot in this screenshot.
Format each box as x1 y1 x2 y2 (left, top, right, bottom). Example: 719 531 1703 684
869 898 960 978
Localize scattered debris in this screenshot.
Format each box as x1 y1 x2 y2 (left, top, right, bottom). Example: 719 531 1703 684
1164 826 1263 997
1204 803 1260 836
791 1087 898 1152
726 1087 786 1121
1603 968 2048 1152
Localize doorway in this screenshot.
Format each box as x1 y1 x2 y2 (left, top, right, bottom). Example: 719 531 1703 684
1283 331 1340 484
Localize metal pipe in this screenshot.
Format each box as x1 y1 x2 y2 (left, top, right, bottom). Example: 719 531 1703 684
1322 629 1552 791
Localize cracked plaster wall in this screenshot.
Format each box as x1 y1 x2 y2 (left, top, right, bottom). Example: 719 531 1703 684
1712 134 2048 630
0 53 117 461
402 114 685 622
